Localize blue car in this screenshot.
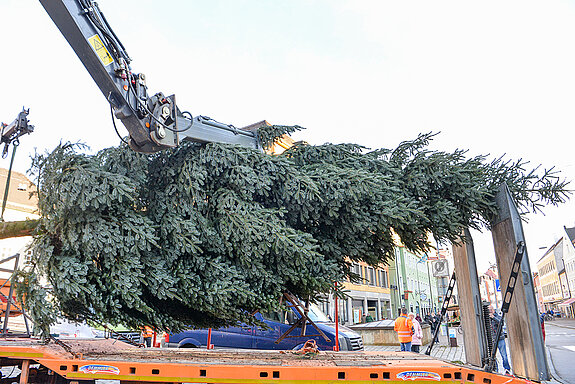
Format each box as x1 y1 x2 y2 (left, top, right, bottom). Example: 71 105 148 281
163 303 363 351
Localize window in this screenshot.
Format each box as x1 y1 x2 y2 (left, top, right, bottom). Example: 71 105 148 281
349 263 361 283
367 267 376 286
379 270 389 288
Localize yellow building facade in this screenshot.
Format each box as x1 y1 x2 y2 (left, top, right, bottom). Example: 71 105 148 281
537 240 564 311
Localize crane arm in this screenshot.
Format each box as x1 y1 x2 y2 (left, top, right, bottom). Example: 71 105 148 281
39 0 260 153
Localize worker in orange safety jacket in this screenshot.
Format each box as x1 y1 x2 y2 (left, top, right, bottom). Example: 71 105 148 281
142 326 154 347
394 307 413 351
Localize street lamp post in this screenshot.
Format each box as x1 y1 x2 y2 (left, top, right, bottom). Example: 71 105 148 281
394 248 402 316
426 257 434 313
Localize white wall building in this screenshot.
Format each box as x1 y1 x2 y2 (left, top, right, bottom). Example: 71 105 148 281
0 168 38 333
559 227 575 316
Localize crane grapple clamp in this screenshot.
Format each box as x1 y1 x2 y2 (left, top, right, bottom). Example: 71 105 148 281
0 108 34 158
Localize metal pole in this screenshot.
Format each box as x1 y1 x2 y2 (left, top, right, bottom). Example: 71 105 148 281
427 260 434 313
493 278 500 308
334 282 339 351
394 249 402 315
416 258 424 314
207 328 213 349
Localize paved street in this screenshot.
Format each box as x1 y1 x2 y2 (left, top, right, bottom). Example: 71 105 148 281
545 319 575 384
364 319 575 383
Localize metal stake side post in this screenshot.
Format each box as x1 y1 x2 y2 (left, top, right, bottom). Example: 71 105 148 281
491 183 549 381
425 271 456 355
452 229 490 367
485 241 525 372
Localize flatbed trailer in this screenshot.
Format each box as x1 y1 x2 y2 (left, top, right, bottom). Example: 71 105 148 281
0 338 534 384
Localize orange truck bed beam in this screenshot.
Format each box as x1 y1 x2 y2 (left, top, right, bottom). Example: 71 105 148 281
0 338 534 384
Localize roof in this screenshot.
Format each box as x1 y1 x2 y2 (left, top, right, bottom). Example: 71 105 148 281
537 237 562 263
0 168 38 214
565 226 575 245
241 120 295 155
241 120 271 132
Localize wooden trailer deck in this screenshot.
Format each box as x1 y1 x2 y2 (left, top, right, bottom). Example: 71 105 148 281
0 338 534 383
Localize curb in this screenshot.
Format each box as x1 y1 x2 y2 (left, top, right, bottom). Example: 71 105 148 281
545 345 567 384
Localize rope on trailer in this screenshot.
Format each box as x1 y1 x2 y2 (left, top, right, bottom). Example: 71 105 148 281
280 339 319 358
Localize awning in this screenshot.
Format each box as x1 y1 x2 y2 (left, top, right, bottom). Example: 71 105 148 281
558 298 575 306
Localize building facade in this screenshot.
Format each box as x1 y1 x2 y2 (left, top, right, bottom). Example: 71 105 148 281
319 246 443 326
560 227 575 316
0 168 38 265
479 267 502 310
537 239 566 313
389 246 440 318
319 262 392 325
0 168 39 333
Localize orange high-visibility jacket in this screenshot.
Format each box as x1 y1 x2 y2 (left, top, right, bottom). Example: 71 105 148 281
394 315 413 343
142 326 154 338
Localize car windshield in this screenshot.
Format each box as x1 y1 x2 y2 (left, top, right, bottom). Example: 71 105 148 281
304 303 330 322
261 303 330 324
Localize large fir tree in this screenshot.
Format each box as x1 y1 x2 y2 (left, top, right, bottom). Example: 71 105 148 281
16 131 569 336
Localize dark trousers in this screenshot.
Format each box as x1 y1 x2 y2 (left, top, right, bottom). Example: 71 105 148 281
411 344 420 353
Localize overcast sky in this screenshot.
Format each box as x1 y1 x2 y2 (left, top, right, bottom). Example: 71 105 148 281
1 0 574 273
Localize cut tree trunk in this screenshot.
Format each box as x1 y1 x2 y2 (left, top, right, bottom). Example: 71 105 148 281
0 220 37 239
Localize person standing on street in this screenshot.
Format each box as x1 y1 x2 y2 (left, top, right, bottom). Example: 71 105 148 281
489 306 511 375
415 313 423 324
409 312 423 353
394 308 414 351
141 326 154 347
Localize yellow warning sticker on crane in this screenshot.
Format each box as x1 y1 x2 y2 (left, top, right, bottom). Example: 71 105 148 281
88 34 114 66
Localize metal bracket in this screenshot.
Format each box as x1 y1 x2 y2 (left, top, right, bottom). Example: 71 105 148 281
275 292 331 344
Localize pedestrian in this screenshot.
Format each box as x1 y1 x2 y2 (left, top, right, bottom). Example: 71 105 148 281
409 313 423 353
394 308 413 352
539 312 546 341
488 306 511 375
415 313 422 324
142 326 154 347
